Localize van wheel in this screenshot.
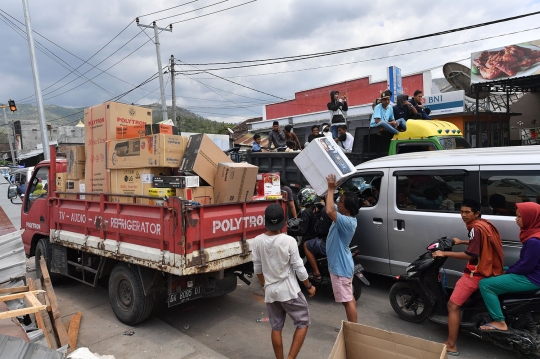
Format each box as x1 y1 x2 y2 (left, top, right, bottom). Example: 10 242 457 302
389 282 430 323
352 276 362 301
35 238 61 283
109 263 154 325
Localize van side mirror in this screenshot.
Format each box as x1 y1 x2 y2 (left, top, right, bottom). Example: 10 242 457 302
7 184 18 199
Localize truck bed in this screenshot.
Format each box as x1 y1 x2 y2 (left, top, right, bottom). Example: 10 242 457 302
49 195 279 276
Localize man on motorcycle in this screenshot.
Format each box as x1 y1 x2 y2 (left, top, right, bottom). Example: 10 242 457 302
325 174 360 323
432 199 504 356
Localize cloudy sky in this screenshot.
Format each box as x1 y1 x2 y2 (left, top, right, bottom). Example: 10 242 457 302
1 0 540 124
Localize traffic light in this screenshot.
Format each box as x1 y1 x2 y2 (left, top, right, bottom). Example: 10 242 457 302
8 99 16 112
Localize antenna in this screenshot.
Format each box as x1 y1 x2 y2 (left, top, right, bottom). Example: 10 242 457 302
443 62 489 99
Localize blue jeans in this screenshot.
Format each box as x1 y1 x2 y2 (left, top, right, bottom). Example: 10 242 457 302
371 119 406 134
331 125 339 139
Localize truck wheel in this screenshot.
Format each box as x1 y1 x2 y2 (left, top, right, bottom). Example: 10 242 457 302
35 238 61 283
109 263 154 325
389 282 430 323
352 276 362 301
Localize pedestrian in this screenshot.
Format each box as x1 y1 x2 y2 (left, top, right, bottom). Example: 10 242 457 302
267 121 287 152
335 125 354 152
370 90 406 135
284 125 302 150
325 174 360 323
409 90 432 120
432 199 504 356
252 133 262 152
252 203 316 359
479 202 540 332
327 90 348 139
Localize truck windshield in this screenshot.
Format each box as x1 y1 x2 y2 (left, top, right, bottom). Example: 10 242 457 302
438 137 471 150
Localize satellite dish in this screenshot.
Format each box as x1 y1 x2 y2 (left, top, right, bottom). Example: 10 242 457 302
443 62 489 99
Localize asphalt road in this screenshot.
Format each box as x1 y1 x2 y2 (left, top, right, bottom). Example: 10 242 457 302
0 175 519 358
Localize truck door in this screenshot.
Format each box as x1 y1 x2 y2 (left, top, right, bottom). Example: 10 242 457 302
21 166 50 234
342 170 390 275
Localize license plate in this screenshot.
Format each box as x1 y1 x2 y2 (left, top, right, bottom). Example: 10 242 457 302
168 286 202 307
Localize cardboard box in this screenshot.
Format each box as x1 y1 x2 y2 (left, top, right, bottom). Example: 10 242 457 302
67 145 85 162
214 162 258 204
67 161 85 180
153 176 199 188
109 167 171 204
329 322 446 359
294 137 356 196
107 134 187 169
179 134 233 186
146 124 178 136
56 173 67 192
255 173 281 197
176 186 214 205
84 102 153 196
148 188 175 206
116 124 146 139
64 180 80 199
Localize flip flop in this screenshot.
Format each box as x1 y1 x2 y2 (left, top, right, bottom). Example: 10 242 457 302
308 273 322 281
447 350 460 356
479 323 508 332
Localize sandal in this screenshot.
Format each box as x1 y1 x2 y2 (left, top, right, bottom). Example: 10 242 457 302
308 273 322 281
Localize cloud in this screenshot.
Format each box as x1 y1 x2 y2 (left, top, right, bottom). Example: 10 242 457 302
1 0 540 122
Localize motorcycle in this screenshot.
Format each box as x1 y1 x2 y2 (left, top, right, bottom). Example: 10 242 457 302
389 236 540 357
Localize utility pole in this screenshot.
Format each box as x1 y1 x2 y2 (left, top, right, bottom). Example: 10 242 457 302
170 55 177 127
22 0 49 160
136 19 172 123
1 107 16 164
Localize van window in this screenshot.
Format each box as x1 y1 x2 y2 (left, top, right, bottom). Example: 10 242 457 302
340 173 383 208
396 173 465 212
481 171 540 216
395 143 437 154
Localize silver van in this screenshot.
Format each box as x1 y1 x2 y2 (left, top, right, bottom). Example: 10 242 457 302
339 146 540 284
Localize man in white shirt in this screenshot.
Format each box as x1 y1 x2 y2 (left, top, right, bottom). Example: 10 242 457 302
252 203 316 359
336 125 354 152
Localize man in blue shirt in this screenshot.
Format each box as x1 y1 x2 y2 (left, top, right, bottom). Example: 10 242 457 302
370 90 406 135
252 134 262 152
325 174 360 322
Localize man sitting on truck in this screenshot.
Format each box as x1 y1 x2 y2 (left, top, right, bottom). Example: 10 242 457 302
307 125 324 143
409 90 432 120
370 90 406 135
267 121 287 152
335 125 354 152
393 94 418 121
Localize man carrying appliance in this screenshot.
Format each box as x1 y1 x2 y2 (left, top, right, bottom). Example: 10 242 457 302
432 199 504 356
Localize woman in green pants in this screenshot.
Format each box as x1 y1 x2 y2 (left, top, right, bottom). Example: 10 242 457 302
479 202 540 331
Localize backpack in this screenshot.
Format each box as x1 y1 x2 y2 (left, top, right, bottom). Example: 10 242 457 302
313 207 333 239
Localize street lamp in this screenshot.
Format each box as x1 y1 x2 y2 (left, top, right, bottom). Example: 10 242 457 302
8 99 16 112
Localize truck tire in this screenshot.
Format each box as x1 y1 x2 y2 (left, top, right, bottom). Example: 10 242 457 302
109 263 154 326
35 238 61 283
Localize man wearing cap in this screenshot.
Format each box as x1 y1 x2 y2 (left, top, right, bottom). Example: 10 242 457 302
252 203 316 359
267 121 287 151
370 90 406 135
321 123 333 139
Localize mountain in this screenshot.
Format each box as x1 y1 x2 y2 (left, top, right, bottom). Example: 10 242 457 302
2 103 234 135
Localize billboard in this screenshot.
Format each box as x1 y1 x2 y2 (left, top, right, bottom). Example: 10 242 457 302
387 66 402 103
423 90 464 116
471 40 540 84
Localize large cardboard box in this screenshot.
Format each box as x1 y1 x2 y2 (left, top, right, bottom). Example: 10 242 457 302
329 322 446 359
56 173 67 192
214 163 258 204
107 134 187 169
179 134 232 186
294 137 356 196
176 186 214 205
65 180 80 199
109 167 171 204
116 124 146 139
84 102 153 196
67 146 85 180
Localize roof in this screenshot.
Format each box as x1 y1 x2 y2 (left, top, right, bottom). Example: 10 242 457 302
234 133 269 148
355 145 540 171
392 120 463 140
17 149 43 161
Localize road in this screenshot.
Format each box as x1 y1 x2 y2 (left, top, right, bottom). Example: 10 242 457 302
0 175 519 358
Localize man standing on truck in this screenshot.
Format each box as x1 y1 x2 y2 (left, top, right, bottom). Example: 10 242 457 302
432 199 504 356
253 203 316 359
325 174 360 323
327 90 348 140
370 90 406 135
409 90 432 120
267 121 287 152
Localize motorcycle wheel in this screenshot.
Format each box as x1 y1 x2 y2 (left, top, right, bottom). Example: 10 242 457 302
352 276 362 301
389 282 430 323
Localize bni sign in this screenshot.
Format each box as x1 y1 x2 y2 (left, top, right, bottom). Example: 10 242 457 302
423 90 465 116
387 66 402 103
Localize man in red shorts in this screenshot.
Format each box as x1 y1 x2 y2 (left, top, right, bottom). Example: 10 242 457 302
432 198 504 356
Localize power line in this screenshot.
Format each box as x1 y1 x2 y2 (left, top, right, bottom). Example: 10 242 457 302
154 0 229 22
171 0 256 24
178 10 540 70
138 0 199 18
